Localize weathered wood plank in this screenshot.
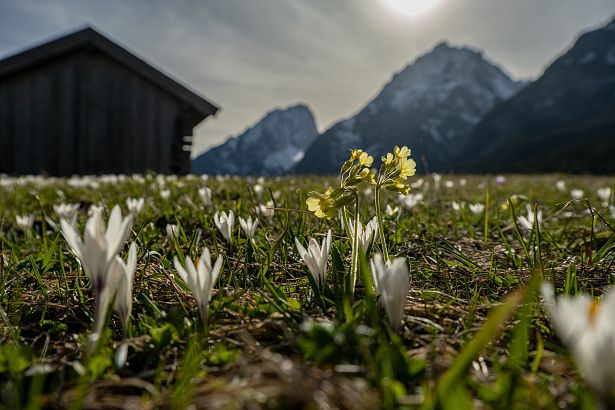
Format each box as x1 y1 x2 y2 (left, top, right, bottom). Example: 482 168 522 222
56 56 77 176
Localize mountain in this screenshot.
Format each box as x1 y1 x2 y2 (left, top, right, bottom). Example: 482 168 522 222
293 42 524 175
454 18 615 174
192 104 319 176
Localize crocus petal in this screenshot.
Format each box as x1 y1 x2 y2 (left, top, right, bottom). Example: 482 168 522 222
185 257 199 291
60 219 84 261
105 214 133 263
210 255 224 286
126 242 137 278
295 238 308 260
201 247 212 273
174 256 189 283
106 205 122 241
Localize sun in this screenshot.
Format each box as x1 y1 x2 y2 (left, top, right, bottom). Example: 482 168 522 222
386 0 440 16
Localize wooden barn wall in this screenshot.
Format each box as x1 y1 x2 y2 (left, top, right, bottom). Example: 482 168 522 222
0 57 69 175
0 49 192 176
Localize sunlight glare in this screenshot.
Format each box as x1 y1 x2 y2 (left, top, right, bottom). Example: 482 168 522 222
386 0 440 16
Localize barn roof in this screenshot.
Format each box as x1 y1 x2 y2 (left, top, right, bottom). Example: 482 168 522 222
0 26 219 118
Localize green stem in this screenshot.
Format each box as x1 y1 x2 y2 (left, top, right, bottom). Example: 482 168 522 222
349 193 360 300
199 305 210 337
374 186 389 260
341 206 352 244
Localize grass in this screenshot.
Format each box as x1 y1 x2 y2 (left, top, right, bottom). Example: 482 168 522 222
0 173 614 409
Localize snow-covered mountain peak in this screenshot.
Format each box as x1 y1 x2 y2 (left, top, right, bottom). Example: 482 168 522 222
240 103 315 146
381 42 521 113
192 104 319 176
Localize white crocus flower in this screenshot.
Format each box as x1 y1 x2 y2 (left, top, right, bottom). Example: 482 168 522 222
173 247 223 327
295 230 332 287
555 180 567 192
400 193 423 209
88 204 103 217
54 203 80 226
160 189 171 200
126 198 144 216
517 204 543 231
385 205 399 217
253 184 264 199
198 187 212 206
597 187 612 206
166 224 180 241
459 178 467 187
370 254 410 330
469 203 485 215
495 175 506 185
16 214 35 231
432 173 442 190
214 211 235 243
348 217 378 253
255 201 275 219
571 189 584 200
451 201 465 212
411 178 424 189
541 283 615 402
108 242 137 333
60 205 133 336
239 216 259 240
444 180 455 189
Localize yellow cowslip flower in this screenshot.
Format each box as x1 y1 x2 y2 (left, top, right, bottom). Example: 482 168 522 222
394 146 411 159
350 149 363 160
398 184 411 196
306 195 335 219
392 180 411 195
381 153 394 165
397 157 416 180
306 187 337 219
358 168 377 185
359 152 373 167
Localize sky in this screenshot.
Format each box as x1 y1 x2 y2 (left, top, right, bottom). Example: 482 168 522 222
0 0 613 157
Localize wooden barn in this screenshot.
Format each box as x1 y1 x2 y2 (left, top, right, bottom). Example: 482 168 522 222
0 27 219 176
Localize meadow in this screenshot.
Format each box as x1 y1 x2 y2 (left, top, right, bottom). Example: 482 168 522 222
1 170 614 409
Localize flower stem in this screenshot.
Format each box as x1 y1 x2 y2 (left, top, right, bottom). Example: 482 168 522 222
374 186 389 261
350 193 361 299
199 305 210 337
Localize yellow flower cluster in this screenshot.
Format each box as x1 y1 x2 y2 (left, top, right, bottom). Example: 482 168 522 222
345 149 376 185
340 149 377 187
379 146 416 195
305 145 416 218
